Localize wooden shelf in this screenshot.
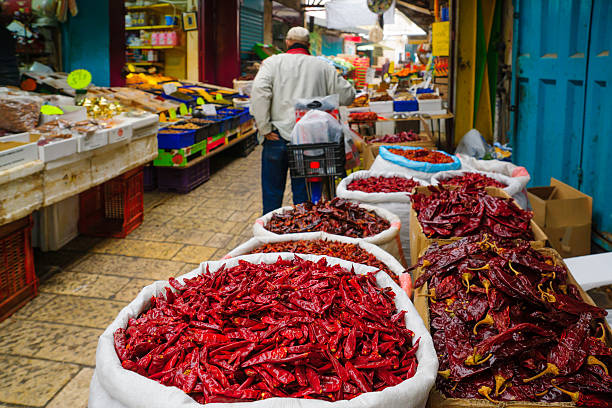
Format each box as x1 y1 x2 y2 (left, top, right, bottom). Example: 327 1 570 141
127 45 176 49
126 25 178 31
126 3 175 11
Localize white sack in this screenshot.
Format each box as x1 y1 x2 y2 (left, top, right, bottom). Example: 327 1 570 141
456 154 531 208
224 231 406 278
430 169 522 197
336 170 428 264
253 203 402 262
90 253 438 408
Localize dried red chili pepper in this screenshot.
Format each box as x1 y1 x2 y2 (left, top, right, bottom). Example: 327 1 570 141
412 185 534 240
115 257 419 403
249 239 404 285
369 131 419 143
413 234 612 406
387 148 454 164
349 111 378 122
347 176 421 193
264 198 390 238
442 172 506 189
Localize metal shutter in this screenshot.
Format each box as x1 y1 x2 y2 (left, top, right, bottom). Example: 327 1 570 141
240 6 263 60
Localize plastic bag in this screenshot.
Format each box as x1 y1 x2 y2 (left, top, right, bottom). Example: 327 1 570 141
0 94 43 132
343 122 361 169
90 253 438 408
294 94 339 111
378 146 461 174
455 129 490 159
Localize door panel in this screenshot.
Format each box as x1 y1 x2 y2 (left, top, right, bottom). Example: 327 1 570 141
580 0 612 238
513 0 592 187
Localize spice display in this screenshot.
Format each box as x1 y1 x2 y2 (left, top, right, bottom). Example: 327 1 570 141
412 186 534 240
0 94 43 132
348 95 369 107
412 234 612 406
347 176 420 193
349 112 378 122
441 172 506 189
264 198 390 238
417 94 440 100
387 148 454 164
114 257 420 403
249 239 404 284
370 131 420 144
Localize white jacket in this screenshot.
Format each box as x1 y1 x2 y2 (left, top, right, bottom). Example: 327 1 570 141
251 53 355 141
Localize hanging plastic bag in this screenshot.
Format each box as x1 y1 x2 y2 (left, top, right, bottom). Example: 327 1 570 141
343 122 361 169
455 129 490 159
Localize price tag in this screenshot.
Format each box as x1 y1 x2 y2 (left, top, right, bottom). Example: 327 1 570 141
41 105 64 115
196 97 205 105
162 83 178 95
169 108 177 119
179 103 188 116
201 104 217 116
127 63 136 72
67 69 92 89
159 112 167 122
215 93 223 101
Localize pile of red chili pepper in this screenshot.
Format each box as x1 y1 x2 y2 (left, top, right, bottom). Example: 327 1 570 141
265 198 390 238
249 239 402 285
115 257 420 403
441 172 507 189
387 148 454 164
347 176 420 193
411 234 612 406
370 131 419 143
412 185 534 240
349 112 378 122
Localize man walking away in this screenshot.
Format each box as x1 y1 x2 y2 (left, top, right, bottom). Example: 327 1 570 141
251 26 355 215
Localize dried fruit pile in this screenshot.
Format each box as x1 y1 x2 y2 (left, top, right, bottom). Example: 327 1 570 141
115 257 420 403
347 176 420 193
441 172 506 189
349 112 378 122
411 235 612 406
249 239 402 284
387 148 454 164
265 198 390 238
370 131 419 143
412 186 534 240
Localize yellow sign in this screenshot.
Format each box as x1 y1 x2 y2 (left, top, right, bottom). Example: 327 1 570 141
196 97 205 105
127 64 136 73
179 103 188 116
432 21 450 56
67 69 92 89
41 105 64 115
159 112 167 122
215 93 223 101
169 108 177 120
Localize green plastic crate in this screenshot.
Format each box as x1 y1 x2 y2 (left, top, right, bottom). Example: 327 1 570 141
153 140 207 167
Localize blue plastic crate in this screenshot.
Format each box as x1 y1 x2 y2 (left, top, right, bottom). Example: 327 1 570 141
393 100 418 112
157 129 198 149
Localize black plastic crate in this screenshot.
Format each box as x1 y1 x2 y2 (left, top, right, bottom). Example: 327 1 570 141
157 158 210 194
288 138 345 179
229 133 258 157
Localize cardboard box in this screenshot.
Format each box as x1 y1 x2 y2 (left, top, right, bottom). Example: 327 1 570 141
413 246 611 407
409 186 547 264
528 178 592 258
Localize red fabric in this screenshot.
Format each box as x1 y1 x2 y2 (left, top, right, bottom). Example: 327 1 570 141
286 47 310 55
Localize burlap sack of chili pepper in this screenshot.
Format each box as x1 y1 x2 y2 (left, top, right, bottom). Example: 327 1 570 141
410 234 612 407
90 253 438 408
224 231 414 298
254 198 404 266
337 170 428 266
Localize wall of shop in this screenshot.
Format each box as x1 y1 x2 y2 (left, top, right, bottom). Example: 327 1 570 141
61 0 111 86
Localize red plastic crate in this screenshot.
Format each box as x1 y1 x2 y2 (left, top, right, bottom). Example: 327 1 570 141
78 166 144 238
0 215 38 322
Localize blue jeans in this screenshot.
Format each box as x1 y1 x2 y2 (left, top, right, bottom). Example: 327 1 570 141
261 138 308 215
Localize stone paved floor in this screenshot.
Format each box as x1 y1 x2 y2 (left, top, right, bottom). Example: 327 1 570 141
0 145 293 407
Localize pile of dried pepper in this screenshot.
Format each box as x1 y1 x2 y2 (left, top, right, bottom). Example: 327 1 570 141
265 198 390 238
441 172 506 189
412 185 534 240
347 176 420 194
411 234 612 406
248 239 403 285
114 257 420 403
387 148 454 164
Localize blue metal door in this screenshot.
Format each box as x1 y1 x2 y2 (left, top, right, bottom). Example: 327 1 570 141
511 0 612 246
579 0 612 243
